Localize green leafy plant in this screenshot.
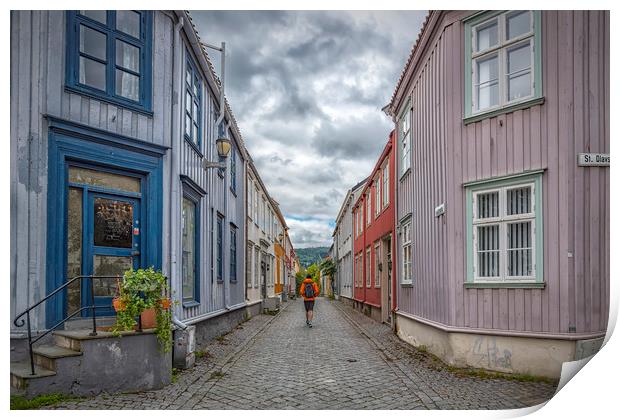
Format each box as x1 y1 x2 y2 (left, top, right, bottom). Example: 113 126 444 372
112 267 173 353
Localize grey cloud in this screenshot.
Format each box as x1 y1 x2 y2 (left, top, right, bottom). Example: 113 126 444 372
190 10 427 246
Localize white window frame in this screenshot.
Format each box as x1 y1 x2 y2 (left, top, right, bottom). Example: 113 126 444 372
375 176 381 217
399 104 411 175
374 242 381 288
382 163 389 208
365 247 371 288
401 219 412 285
254 246 260 288
472 181 536 282
254 186 259 224
471 11 536 115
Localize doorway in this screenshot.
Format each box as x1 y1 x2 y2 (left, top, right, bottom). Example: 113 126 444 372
66 165 143 317
381 235 392 324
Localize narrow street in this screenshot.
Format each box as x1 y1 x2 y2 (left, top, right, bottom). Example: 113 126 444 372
52 298 557 410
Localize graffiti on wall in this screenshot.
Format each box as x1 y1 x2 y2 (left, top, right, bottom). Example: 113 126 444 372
470 336 513 370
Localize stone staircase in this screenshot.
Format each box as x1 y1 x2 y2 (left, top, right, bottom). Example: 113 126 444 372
11 328 171 398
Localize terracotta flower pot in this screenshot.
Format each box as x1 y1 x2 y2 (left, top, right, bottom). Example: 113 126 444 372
160 298 171 310
140 308 157 329
112 297 125 312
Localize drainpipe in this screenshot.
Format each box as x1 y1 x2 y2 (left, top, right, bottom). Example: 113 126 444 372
170 15 184 320
224 121 231 309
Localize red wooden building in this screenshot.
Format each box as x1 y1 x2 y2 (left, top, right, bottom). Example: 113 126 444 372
352 131 396 324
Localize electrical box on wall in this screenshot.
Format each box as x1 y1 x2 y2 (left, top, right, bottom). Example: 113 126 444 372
435 203 445 217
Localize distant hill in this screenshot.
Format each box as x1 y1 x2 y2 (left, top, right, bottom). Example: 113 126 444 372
296 247 330 268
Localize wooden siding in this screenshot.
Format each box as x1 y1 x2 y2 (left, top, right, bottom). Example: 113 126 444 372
395 10 609 336
10 11 174 330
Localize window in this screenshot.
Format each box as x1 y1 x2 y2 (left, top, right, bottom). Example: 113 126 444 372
66 11 153 112
401 219 412 285
254 186 259 223
366 195 371 226
374 242 381 288
464 11 542 121
184 52 202 148
246 242 253 290
217 214 224 282
180 176 204 304
254 247 260 288
400 105 411 175
230 225 237 283
365 247 371 288
382 163 390 208
261 198 266 231
375 176 381 217
230 148 237 193
466 172 543 286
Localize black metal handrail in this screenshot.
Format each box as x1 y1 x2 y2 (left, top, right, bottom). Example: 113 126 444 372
13 275 122 376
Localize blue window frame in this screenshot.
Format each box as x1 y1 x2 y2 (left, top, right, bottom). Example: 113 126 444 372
184 51 203 152
230 147 237 193
217 214 224 282
230 224 237 283
180 176 205 305
65 11 153 113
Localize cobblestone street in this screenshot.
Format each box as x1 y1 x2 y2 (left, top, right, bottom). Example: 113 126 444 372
52 298 557 410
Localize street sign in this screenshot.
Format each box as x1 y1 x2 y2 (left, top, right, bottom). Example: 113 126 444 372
578 153 609 166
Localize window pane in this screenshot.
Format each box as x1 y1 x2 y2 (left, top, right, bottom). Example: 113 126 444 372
185 90 192 114
115 69 139 101
476 191 499 219
477 225 500 277
116 40 140 72
116 10 140 38
69 166 141 192
93 198 133 248
79 57 106 90
507 186 532 215
80 10 107 24
186 67 192 87
507 43 531 74
93 255 133 296
507 221 532 277
194 75 200 97
80 25 107 61
182 198 196 300
193 101 199 121
67 188 83 315
506 11 531 40
508 73 531 101
476 20 498 52
185 114 192 137
477 55 498 83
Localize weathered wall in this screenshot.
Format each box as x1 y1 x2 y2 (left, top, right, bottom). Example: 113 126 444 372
10 11 174 331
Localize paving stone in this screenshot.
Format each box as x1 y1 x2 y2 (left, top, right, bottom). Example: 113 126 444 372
47 298 556 410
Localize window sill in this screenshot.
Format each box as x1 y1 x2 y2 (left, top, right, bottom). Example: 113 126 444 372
464 281 545 289
184 137 204 158
64 85 154 116
400 282 413 288
463 96 545 125
182 300 200 308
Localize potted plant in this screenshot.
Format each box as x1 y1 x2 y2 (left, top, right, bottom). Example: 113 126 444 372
112 267 173 353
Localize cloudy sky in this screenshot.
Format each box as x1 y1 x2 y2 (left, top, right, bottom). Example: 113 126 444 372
191 11 427 248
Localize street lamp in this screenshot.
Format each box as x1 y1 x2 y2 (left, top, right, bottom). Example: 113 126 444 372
200 40 230 171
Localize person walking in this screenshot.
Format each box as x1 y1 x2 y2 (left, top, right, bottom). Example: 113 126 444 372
300 273 319 327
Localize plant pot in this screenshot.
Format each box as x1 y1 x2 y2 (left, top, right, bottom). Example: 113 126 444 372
160 298 171 310
112 297 125 312
140 308 157 329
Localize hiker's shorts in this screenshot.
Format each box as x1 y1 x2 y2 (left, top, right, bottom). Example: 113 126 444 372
304 300 315 312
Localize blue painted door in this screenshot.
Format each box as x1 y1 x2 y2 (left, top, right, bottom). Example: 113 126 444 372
82 192 141 316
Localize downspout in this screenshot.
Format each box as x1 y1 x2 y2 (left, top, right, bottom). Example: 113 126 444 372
224 121 231 309
170 15 184 323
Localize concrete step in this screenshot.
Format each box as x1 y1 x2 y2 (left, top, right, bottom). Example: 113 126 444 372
64 316 117 330
33 344 82 371
10 361 56 390
53 328 157 351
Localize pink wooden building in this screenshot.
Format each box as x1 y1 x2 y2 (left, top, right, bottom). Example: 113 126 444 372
385 10 609 378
